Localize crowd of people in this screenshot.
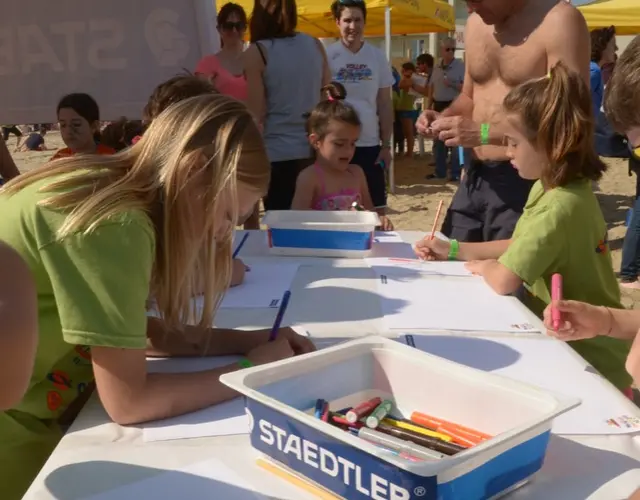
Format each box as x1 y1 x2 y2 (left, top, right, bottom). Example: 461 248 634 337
0 0 640 498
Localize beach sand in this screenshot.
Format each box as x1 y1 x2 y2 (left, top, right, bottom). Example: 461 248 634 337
8 132 639 309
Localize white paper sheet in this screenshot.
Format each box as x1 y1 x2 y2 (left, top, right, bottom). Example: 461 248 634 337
85 458 266 500
143 356 250 442
401 334 640 435
374 272 540 332
216 262 300 309
366 257 474 278
370 233 417 259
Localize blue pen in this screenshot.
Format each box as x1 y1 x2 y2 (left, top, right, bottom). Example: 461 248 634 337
232 232 249 259
268 290 291 341
458 147 464 167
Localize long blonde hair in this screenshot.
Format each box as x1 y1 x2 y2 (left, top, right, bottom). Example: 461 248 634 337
4 94 269 330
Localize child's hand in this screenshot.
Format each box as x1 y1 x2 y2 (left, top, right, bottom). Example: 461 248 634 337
414 237 450 261
542 300 609 341
464 259 494 276
379 216 394 231
230 258 246 287
626 331 640 387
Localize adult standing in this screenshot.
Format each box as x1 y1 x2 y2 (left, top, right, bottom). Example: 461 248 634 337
195 2 261 229
418 0 590 242
589 26 616 114
195 3 248 102
326 0 394 216
427 38 464 181
244 0 330 211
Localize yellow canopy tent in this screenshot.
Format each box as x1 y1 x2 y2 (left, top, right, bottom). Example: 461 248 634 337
578 0 640 35
224 0 454 37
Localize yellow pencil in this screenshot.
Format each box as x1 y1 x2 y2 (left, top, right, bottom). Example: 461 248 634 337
382 417 453 442
256 458 342 500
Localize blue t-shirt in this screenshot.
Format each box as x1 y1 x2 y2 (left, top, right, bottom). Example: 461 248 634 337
590 61 603 113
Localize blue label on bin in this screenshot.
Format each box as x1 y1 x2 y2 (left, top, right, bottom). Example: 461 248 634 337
247 400 437 499
269 228 373 251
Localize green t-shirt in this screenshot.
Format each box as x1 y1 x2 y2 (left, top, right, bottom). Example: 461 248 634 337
0 174 155 499
499 180 631 390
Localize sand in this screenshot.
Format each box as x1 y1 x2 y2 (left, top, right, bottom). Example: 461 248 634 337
7 131 639 309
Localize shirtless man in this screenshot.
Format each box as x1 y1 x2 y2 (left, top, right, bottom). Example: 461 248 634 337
417 0 590 242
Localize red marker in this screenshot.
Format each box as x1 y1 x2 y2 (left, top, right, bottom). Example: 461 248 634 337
346 397 382 424
551 274 563 330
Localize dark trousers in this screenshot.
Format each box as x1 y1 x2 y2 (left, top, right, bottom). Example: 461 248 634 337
620 156 640 280
263 157 313 211
441 159 534 242
351 146 387 208
432 100 460 179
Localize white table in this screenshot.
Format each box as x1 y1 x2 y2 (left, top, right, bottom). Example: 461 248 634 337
23 231 640 500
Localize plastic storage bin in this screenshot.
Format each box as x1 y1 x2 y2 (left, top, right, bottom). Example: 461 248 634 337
262 210 381 258
221 336 579 500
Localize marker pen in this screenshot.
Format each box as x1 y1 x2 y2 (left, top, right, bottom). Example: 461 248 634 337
346 397 382 424
366 400 393 429
314 399 326 420
321 401 330 422
359 428 445 460
383 417 453 442
551 273 563 330
376 422 465 456
410 412 492 441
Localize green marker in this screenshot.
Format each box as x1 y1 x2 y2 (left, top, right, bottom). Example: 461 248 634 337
351 201 365 212
366 400 393 429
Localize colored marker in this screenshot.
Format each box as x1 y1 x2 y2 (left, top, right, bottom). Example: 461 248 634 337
376 422 465 456
321 401 330 422
436 425 477 448
383 417 453 442
330 413 363 428
268 290 291 342
351 201 365 212
358 428 445 460
314 399 326 419
232 232 249 258
551 273 563 330
346 397 382 424
458 147 464 168
366 400 393 429
410 412 492 441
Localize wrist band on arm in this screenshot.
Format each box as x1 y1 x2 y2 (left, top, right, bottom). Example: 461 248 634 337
238 358 254 369
480 123 490 146
448 239 459 261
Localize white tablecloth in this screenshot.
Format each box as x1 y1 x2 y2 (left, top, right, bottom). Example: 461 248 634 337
23 231 640 500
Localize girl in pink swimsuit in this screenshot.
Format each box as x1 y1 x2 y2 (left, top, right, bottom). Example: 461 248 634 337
292 82 393 230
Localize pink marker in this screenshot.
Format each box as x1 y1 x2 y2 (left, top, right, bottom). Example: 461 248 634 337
551 274 563 330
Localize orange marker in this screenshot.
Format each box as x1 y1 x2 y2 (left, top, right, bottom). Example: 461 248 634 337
429 200 444 240
411 411 492 441
436 425 480 447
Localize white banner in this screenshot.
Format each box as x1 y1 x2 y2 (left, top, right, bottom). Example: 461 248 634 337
0 0 219 123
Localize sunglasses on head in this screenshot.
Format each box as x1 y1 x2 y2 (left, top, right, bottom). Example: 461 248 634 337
221 21 246 32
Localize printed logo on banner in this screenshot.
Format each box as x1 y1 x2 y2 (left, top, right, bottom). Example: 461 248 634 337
247 399 437 499
144 8 190 67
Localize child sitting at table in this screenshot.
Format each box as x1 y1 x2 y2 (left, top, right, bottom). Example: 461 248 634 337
291 82 393 231
414 62 631 393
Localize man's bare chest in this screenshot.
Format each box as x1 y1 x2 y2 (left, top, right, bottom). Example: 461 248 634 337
467 34 547 89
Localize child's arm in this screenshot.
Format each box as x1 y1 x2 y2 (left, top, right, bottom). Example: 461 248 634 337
465 259 523 295
291 168 316 210
415 238 511 261
354 166 394 230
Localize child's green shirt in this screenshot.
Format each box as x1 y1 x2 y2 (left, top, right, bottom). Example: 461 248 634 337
0 174 155 499
499 179 631 390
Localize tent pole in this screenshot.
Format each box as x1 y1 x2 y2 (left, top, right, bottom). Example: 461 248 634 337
384 6 394 194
